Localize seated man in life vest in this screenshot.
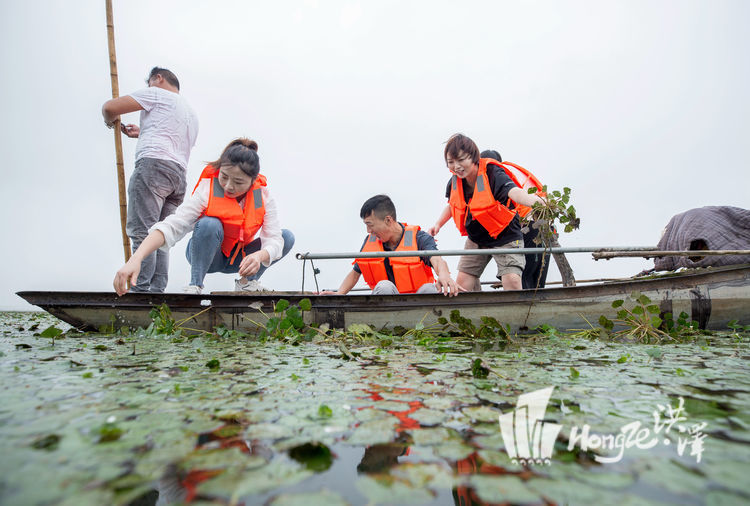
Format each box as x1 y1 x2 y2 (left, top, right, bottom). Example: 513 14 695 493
322 195 460 296
428 134 546 291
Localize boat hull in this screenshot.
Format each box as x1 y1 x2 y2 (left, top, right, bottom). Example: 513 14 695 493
17 265 750 334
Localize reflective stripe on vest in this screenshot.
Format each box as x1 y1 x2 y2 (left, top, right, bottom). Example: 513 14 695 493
193 165 267 263
354 224 435 294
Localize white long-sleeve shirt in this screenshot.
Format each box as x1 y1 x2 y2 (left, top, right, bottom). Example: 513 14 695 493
149 178 284 267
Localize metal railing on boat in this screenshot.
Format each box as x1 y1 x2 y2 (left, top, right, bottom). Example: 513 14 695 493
295 246 657 260
296 247 750 292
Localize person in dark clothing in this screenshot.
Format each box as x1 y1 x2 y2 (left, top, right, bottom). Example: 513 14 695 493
429 134 546 291
480 150 552 290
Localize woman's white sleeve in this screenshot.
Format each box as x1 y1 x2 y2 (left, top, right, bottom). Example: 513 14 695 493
149 180 209 251
258 189 284 266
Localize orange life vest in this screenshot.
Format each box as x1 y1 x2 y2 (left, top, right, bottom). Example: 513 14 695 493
448 158 545 237
355 224 436 294
192 165 267 264
499 160 546 218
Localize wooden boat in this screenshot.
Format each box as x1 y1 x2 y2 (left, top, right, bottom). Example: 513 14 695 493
16 264 750 334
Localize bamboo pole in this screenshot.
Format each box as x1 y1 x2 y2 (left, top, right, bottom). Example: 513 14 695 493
105 0 131 261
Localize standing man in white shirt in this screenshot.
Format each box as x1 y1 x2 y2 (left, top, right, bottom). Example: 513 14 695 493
102 67 199 292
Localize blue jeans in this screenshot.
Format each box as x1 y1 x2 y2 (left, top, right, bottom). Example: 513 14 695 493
185 217 295 287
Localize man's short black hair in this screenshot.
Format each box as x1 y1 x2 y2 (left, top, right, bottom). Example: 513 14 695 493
360 194 397 221
480 149 502 162
147 67 180 90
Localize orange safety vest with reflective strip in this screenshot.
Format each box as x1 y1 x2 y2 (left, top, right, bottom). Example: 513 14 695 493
355 224 435 294
499 160 546 219
448 158 545 238
192 166 267 264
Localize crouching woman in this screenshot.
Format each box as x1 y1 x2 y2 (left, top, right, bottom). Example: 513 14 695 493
113 138 294 295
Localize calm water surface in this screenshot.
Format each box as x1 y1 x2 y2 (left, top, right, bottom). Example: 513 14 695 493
1 311 749 505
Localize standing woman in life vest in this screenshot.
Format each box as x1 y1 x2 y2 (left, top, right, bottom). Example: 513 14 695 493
113 138 294 295
428 134 545 291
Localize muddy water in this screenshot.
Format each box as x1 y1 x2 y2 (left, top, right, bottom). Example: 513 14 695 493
1 311 749 505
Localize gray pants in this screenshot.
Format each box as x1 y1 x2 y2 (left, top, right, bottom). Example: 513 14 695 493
125 157 186 293
372 280 438 295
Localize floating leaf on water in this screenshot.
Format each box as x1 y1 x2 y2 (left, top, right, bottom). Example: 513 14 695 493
470 475 540 505
205 359 220 370
645 348 663 360
410 408 448 426
471 358 490 379
409 427 453 446
317 404 333 418
30 434 61 451
356 475 433 505
96 422 123 443
288 442 333 472
462 406 501 423
268 490 348 506
570 366 580 379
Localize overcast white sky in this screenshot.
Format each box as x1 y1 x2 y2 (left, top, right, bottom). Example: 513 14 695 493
1 0 748 310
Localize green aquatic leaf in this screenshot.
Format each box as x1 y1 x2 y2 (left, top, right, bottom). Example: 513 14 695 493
470 475 540 504
317 404 333 418
471 358 489 379
205 358 220 370
288 442 333 472
274 299 290 312
30 434 61 451
347 323 373 335
298 298 312 312
39 325 63 338
645 347 663 359
268 490 348 506
96 422 123 443
570 366 580 379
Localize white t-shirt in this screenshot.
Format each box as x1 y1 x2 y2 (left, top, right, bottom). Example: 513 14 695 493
129 87 199 170
149 178 284 267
